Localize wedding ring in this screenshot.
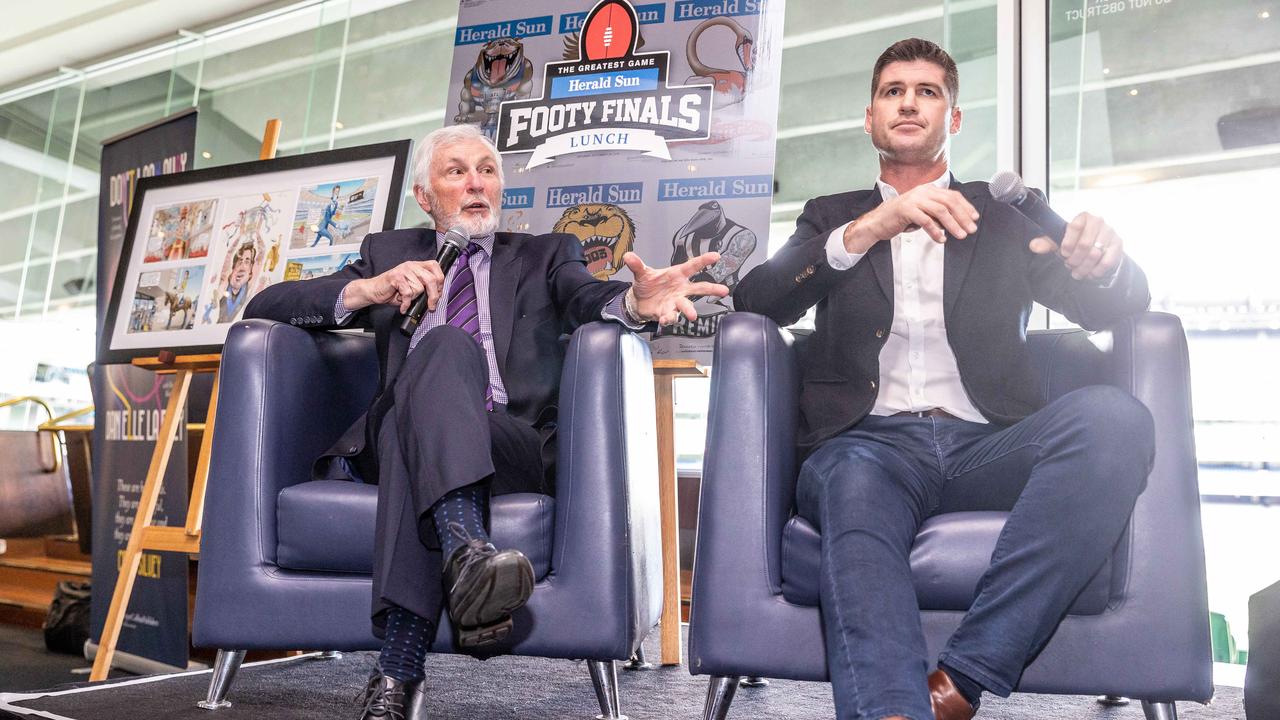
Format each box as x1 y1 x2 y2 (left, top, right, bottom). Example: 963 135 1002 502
1092 240 1105 250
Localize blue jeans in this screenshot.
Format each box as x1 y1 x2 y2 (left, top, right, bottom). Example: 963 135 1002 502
796 386 1155 720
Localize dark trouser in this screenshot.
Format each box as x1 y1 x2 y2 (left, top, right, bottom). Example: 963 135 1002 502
369 325 546 629
796 386 1155 720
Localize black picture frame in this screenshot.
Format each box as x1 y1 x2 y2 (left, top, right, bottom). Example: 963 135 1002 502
99 139 411 364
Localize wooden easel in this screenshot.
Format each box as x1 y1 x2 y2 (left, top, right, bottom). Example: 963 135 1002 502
90 120 282 681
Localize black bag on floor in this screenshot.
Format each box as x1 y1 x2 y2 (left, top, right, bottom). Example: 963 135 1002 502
43 580 91 655
1246 579 1280 719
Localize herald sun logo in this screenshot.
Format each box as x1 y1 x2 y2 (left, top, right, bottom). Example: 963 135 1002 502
496 0 713 168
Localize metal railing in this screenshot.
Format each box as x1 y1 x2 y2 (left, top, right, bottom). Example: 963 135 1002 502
0 395 61 473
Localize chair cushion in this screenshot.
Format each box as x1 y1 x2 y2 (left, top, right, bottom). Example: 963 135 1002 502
780 511 1112 615
276 481 555 579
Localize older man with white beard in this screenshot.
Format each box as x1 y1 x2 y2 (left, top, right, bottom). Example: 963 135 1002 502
245 124 726 720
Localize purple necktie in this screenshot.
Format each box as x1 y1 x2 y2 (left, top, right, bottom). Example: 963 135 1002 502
445 242 493 410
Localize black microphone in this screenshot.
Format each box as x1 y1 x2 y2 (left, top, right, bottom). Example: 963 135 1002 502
399 225 469 336
988 171 1069 244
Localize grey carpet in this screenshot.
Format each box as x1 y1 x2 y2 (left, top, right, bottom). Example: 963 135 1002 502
0 625 128 694
2 631 1246 720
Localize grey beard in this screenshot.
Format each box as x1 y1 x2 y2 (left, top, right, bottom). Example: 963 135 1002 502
440 206 500 237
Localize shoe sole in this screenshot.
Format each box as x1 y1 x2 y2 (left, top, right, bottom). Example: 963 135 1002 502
450 550 534 647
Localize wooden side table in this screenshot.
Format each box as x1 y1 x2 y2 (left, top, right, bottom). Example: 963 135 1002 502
651 359 707 666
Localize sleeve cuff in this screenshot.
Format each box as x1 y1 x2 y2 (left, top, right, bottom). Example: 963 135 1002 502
601 288 646 330
826 221 866 271
334 283 355 326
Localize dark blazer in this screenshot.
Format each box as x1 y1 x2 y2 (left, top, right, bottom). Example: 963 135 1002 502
244 227 629 481
733 178 1150 453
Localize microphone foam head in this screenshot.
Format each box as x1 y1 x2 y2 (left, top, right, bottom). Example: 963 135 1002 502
443 225 469 247
988 171 1027 204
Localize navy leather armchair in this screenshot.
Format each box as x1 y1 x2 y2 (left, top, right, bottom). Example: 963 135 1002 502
193 319 662 717
688 312 1212 720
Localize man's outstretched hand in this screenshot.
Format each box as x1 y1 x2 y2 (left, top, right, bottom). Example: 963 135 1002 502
624 251 729 326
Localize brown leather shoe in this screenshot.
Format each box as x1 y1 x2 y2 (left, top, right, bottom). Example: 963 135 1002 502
928 669 977 720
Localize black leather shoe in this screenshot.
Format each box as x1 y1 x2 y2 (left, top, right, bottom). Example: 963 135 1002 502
442 522 534 649
358 671 428 720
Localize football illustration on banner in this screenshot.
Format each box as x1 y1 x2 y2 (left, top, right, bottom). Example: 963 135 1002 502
685 17 755 108
455 37 536 140
561 11 647 61
552 203 636 279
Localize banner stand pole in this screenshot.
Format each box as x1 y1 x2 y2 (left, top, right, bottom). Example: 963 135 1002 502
91 120 282 682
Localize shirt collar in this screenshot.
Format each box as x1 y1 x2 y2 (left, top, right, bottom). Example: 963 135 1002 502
876 168 951 201
437 229 495 256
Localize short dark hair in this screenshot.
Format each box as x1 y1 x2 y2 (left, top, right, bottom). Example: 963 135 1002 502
871 38 959 106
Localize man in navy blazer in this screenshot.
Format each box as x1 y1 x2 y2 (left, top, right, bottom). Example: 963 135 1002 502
245 124 724 720
734 39 1154 720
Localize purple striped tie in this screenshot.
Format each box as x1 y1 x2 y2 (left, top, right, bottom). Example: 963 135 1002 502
445 242 493 410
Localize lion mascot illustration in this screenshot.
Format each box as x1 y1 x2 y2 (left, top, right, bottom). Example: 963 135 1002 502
552 203 636 280
455 37 535 139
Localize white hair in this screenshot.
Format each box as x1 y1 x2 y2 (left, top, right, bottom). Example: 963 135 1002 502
411 124 506 194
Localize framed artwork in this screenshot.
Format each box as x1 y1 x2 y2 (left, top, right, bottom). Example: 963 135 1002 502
99 140 411 364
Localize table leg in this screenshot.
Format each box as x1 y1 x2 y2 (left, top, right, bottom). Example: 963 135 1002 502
654 374 682 666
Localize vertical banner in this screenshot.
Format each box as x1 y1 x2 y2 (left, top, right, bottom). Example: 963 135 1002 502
91 109 198 669
446 0 785 362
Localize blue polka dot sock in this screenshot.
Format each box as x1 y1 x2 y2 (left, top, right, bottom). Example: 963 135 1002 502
430 483 490 559
378 606 432 683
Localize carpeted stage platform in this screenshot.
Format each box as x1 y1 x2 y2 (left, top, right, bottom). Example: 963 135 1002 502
0 633 1245 719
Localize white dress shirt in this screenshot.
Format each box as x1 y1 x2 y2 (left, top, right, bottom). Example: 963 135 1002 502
824 171 988 423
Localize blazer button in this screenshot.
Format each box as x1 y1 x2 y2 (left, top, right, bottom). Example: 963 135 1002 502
794 274 804 283
875 328 885 338
804 265 816 276
870 380 877 389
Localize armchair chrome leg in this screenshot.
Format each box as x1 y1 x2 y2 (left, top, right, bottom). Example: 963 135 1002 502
197 649 246 709
587 659 628 720
1141 701 1177 720
624 645 653 671
740 676 768 687
318 650 343 659
1097 695 1129 705
703 676 741 720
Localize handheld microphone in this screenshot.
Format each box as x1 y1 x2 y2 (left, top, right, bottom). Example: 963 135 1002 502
399 225 469 336
989 171 1069 244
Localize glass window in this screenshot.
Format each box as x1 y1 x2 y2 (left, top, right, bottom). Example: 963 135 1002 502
1048 0 1280 669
